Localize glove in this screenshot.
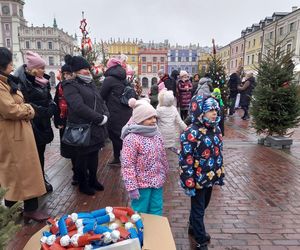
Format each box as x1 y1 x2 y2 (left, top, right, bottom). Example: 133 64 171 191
129 189 140 200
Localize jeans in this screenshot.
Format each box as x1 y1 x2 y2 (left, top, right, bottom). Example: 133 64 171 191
189 187 213 244
131 188 163 215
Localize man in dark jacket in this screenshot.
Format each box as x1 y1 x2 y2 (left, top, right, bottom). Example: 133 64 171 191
100 58 132 166
228 68 242 115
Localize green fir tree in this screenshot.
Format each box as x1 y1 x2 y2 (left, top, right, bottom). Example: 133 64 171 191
207 54 228 108
251 38 300 136
0 188 21 249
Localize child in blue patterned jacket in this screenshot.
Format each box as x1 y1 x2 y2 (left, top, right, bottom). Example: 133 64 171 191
179 94 225 250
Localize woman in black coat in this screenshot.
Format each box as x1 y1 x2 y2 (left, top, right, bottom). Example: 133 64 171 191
53 64 78 185
63 55 109 195
14 51 57 193
100 59 132 165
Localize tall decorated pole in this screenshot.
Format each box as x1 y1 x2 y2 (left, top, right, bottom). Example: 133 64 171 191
79 11 92 58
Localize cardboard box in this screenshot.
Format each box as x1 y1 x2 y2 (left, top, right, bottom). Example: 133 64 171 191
23 213 176 250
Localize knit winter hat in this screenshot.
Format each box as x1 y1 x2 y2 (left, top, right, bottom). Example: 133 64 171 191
128 98 157 124
106 57 122 70
64 55 90 73
25 51 46 70
61 64 72 74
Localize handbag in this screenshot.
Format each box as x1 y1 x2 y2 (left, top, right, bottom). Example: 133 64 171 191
62 95 96 147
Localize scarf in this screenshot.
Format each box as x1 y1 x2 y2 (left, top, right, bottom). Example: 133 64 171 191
77 74 93 83
201 115 221 128
35 76 49 87
121 123 158 140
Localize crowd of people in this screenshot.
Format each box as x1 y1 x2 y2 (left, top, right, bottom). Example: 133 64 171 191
0 46 257 250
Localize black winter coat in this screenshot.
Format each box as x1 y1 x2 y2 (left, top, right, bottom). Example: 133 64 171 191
14 65 56 145
228 73 241 98
63 77 109 153
100 65 132 136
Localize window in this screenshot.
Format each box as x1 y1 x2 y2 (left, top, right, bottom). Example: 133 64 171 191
142 65 146 73
287 44 292 53
236 46 238 52
171 57 175 62
241 44 243 51
131 56 135 62
290 22 295 32
6 39 11 47
47 29 53 35
235 59 237 67
276 46 281 57
247 56 250 65
160 57 165 63
192 57 196 62
270 31 273 39
192 67 196 74
49 56 54 66
142 57 146 62
252 54 255 64
4 23 10 31
248 41 251 48
37 41 42 49
186 57 189 62
25 41 30 49
232 48 234 54
153 57 157 63
279 27 284 36
178 57 181 62
231 61 233 68
258 53 261 63
147 65 152 73
160 65 165 71
253 39 256 47
48 42 53 50
153 65 157 73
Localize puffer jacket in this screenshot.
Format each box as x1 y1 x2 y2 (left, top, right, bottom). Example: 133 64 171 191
177 80 193 110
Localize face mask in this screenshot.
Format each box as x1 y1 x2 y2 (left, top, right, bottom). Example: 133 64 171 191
202 115 221 128
77 73 93 83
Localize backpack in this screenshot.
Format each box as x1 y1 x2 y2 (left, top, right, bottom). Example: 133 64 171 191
120 81 137 106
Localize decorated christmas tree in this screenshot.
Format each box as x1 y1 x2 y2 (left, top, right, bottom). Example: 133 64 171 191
0 188 21 249
207 39 228 108
251 38 300 136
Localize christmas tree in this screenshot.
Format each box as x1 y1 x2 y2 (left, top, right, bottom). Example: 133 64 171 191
251 38 300 136
207 39 228 108
0 188 21 249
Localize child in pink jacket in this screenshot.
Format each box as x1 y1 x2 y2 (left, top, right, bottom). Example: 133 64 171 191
121 98 169 215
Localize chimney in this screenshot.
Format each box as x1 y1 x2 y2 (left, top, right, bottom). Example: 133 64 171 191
292 6 298 12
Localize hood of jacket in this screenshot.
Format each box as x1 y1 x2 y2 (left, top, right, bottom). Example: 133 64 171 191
104 64 126 80
158 90 174 107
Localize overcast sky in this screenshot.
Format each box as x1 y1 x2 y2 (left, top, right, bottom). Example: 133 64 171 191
24 0 299 47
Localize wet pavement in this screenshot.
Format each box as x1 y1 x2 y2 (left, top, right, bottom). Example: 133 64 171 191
7 110 300 250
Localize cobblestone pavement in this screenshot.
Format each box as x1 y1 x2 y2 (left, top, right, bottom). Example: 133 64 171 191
8 110 300 250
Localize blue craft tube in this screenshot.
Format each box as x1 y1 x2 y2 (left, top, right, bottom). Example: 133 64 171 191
58 217 68 236
83 223 96 234
96 214 110 225
42 231 52 237
90 208 107 217
94 225 111 234
82 218 96 225
135 219 143 232
128 228 139 239
77 212 93 219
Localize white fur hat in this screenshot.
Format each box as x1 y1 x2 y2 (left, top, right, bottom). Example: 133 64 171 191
180 70 188 78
